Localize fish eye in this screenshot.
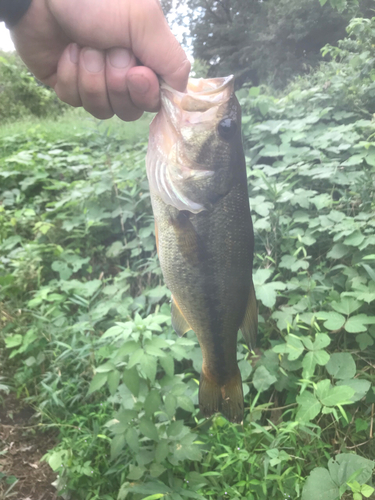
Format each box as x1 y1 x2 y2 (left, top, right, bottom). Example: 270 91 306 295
217 118 237 140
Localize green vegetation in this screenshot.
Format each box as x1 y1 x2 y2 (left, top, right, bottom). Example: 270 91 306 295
172 0 373 88
0 51 66 122
1 16 375 500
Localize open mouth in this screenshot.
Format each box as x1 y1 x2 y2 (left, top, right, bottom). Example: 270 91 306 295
161 76 234 113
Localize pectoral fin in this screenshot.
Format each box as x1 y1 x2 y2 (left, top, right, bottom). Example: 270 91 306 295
240 280 258 350
155 220 159 256
170 211 202 266
171 296 191 337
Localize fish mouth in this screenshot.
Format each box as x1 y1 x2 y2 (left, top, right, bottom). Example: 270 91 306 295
146 76 236 214
160 76 234 113
161 75 234 96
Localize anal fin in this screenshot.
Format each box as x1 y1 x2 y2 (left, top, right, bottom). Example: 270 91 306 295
240 280 258 350
171 296 191 337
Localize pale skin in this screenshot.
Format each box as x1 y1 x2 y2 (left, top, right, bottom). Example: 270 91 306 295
10 0 190 121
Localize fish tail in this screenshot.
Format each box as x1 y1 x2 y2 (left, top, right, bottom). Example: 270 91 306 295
199 365 244 423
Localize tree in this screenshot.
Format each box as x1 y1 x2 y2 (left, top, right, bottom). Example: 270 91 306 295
175 0 372 88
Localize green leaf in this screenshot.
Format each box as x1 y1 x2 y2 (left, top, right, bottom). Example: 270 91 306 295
356 333 374 350
139 417 159 441
238 359 252 380
127 348 144 368
141 354 157 383
361 263 375 282
167 420 184 437
51 260 73 280
302 352 316 379
255 281 286 308
336 379 371 402
4 334 23 348
327 243 349 259
87 372 108 395
302 468 338 500
111 434 126 461
313 350 330 366
96 361 116 373
329 454 375 486
345 315 370 333
48 450 69 471
248 87 260 97
326 353 356 379
252 366 277 392
273 335 304 360
344 231 365 246
259 144 279 157
361 484 374 498
302 350 330 379
106 241 125 258
127 465 146 480
318 312 345 331
160 355 174 378
312 334 331 350
141 494 165 499
149 463 166 479
107 370 121 396
123 366 140 397
126 427 139 454
341 154 364 166
355 418 368 433
296 391 321 422
316 380 355 407
177 395 195 413
164 394 177 418
144 390 162 418
258 100 269 116
155 440 169 463
331 298 362 316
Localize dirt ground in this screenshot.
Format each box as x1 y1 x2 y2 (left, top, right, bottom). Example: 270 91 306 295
0 393 59 500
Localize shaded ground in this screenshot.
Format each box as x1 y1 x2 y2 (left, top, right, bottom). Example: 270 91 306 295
0 393 58 500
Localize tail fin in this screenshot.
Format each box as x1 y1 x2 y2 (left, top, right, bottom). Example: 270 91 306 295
199 367 243 423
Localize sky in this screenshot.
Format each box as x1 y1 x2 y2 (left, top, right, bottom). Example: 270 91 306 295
0 23 15 51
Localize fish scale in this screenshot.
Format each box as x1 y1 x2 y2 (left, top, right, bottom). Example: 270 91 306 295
146 76 257 423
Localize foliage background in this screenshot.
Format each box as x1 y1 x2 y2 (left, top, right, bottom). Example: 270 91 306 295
167 0 374 88
0 51 66 122
1 8 375 500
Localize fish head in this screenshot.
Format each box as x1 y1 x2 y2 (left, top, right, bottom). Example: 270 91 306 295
146 76 243 213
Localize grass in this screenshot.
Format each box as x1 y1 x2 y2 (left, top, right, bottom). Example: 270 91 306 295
0 107 151 143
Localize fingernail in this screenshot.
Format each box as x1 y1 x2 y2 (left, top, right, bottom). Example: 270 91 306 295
128 74 150 94
108 48 131 69
69 43 79 64
83 48 104 73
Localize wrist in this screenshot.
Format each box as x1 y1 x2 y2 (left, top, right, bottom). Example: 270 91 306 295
0 0 32 28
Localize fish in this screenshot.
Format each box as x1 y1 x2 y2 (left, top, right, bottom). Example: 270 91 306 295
146 76 257 423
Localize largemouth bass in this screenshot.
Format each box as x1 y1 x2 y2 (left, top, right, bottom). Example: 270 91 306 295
146 76 257 423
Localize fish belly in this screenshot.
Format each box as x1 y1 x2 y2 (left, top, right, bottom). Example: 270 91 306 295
151 181 254 422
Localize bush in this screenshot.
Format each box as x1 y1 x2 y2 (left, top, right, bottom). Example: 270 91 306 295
0 51 66 122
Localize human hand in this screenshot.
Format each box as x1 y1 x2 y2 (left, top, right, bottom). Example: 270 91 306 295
10 0 190 120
